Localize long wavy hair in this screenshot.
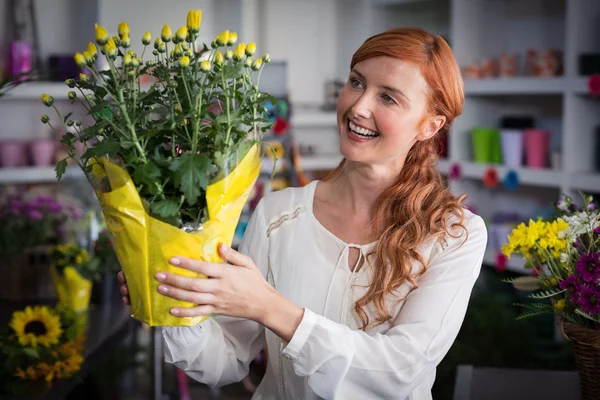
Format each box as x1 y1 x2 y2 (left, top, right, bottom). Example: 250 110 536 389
328 28 468 330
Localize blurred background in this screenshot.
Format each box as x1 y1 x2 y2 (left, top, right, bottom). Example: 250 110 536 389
1 0 599 399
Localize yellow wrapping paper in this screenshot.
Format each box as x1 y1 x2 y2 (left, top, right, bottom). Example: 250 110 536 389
95 144 260 326
51 266 92 314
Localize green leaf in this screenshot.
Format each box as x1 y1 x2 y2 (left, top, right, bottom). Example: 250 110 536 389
55 158 68 180
169 153 212 205
85 140 121 159
22 347 40 359
151 198 180 218
528 288 566 299
133 162 162 195
575 309 600 323
516 309 554 320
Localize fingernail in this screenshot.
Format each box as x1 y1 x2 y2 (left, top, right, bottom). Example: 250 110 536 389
158 285 168 293
170 257 180 265
171 308 180 316
220 243 229 251
155 272 166 281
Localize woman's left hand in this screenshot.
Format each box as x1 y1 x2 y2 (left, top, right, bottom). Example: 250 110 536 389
155 243 274 322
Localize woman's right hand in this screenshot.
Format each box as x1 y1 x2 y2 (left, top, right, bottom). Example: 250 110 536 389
117 271 130 305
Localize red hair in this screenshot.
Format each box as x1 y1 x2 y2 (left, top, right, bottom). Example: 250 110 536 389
329 27 467 330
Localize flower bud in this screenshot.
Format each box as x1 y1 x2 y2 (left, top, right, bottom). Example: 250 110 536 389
245 42 256 56
161 24 172 42
251 58 263 71
176 26 188 43
121 33 131 48
154 37 163 50
215 51 224 65
87 42 98 59
225 49 233 60
200 60 211 72
173 43 183 58
228 32 238 46
158 42 166 53
76 121 82 127
152 49 159 56
132 57 140 68
169 80 178 88
118 21 130 38
180 56 190 68
142 32 152 46
216 30 230 46
112 35 121 47
105 38 117 59
233 43 246 61
67 120 74 127
74 52 87 67
95 23 109 45
244 58 252 68
83 51 94 64
68 91 77 100
146 60 155 67
187 9 201 34
262 53 271 63
41 114 49 124
211 40 218 49
79 73 89 82
124 53 133 66
65 78 76 88
127 70 135 78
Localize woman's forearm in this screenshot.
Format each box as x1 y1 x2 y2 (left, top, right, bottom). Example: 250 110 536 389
257 286 304 342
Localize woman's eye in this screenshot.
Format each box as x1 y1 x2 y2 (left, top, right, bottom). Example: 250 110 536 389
350 79 362 88
381 94 395 104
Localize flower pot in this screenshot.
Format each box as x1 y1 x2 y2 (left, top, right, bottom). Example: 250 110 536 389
501 129 524 167
0 140 28 167
524 129 550 169
29 139 56 166
561 321 600 400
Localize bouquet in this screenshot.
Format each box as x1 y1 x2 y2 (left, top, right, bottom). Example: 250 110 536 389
41 10 274 326
502 194 600 329
0 194 82 254
0 305 85 394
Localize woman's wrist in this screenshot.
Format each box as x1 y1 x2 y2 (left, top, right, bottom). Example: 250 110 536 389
256 285 304 342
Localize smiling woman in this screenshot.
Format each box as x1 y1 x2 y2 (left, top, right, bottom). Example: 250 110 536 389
119 27 487 400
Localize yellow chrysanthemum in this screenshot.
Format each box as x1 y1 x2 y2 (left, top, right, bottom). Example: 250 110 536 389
245 42 256 56
179 56 190 68
10 306 62 348
86 42 97 59
118 21 130 38
175 26 188 43
554 299 566 311
105 38 117 59
216 30 230 46
142 32 152 46
95 23 109 45
200 60 211 72
252 58 263 71
233 43 246 61
161 24 172 42
215 51 223 65
187 9 202 33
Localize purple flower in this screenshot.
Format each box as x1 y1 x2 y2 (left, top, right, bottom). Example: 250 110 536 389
27 209 44 220
578 285 600 315
589 202 597 211
560 275 581 303
573 239 582 249
45 203 63 213
595 227 600 236
576 253 600 284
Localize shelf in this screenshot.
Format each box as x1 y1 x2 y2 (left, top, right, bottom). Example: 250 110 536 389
0 166 84 184
464 77 566 95
483 249 529 275
437 158 450 175
459 162 563 188
1 82 76 101
570 172 600 193
291 110 337 128
299 154 343 171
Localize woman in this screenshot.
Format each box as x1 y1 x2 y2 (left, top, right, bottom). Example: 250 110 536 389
118 27 487 399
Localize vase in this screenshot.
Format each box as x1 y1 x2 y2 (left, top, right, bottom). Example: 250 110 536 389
524 129 550 169
29 139 56 167
500 129 523 167
0 140 28 167
561 320 600 400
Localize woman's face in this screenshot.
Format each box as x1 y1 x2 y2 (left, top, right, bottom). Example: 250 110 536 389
336 56 444 168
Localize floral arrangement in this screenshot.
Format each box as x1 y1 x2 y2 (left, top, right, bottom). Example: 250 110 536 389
50 243 100 282
502 194 600 329
0 305 85 393
38 10 275 326
0 194 82 253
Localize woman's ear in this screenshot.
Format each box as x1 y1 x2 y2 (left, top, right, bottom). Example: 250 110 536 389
417 115 446 141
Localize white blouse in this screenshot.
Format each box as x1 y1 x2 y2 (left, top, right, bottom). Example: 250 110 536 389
162 180 487 400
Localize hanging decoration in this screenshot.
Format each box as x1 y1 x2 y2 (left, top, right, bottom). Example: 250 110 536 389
495 253 507 273
482 167 499 188
449 162 462 180
588 74 600 97
503 169 520 191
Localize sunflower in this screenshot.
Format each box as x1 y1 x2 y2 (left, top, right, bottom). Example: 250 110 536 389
9 306 62 348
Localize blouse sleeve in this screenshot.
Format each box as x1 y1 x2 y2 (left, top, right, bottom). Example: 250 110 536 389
280 214 487 399
162 199 269 387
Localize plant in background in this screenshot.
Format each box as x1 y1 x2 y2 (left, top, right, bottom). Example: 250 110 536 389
0 194 82 253
50 243 101 282
502 193 600 329
93 228 120 275
0 305 85 394
40 10 276 327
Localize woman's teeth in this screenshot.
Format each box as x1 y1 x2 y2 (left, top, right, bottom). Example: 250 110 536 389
349 120 379 138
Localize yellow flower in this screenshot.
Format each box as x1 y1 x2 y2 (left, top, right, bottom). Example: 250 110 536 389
263 53 271 63
228 32 238 46
95 23 109 45
225 49 233 60
244 57 252 68
200 60 211 72
215 51 223 65
187 9 202 33
105 38 117 59
233 43 246 61
175 26 188 43
79 72 89 82
554 299 566 311
252 58 263 71
161 24 172 42
121 32 131 48
118 21 130 38
154 37 163 50
142 32 152 46
179 55 190 68
124 53 133 66
83 51 94 64
41 94 54 107
216 30 230 46
173 43 183 58
9 306 62 348
87 42 97 59
74 52 87 67
245 42 256 56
